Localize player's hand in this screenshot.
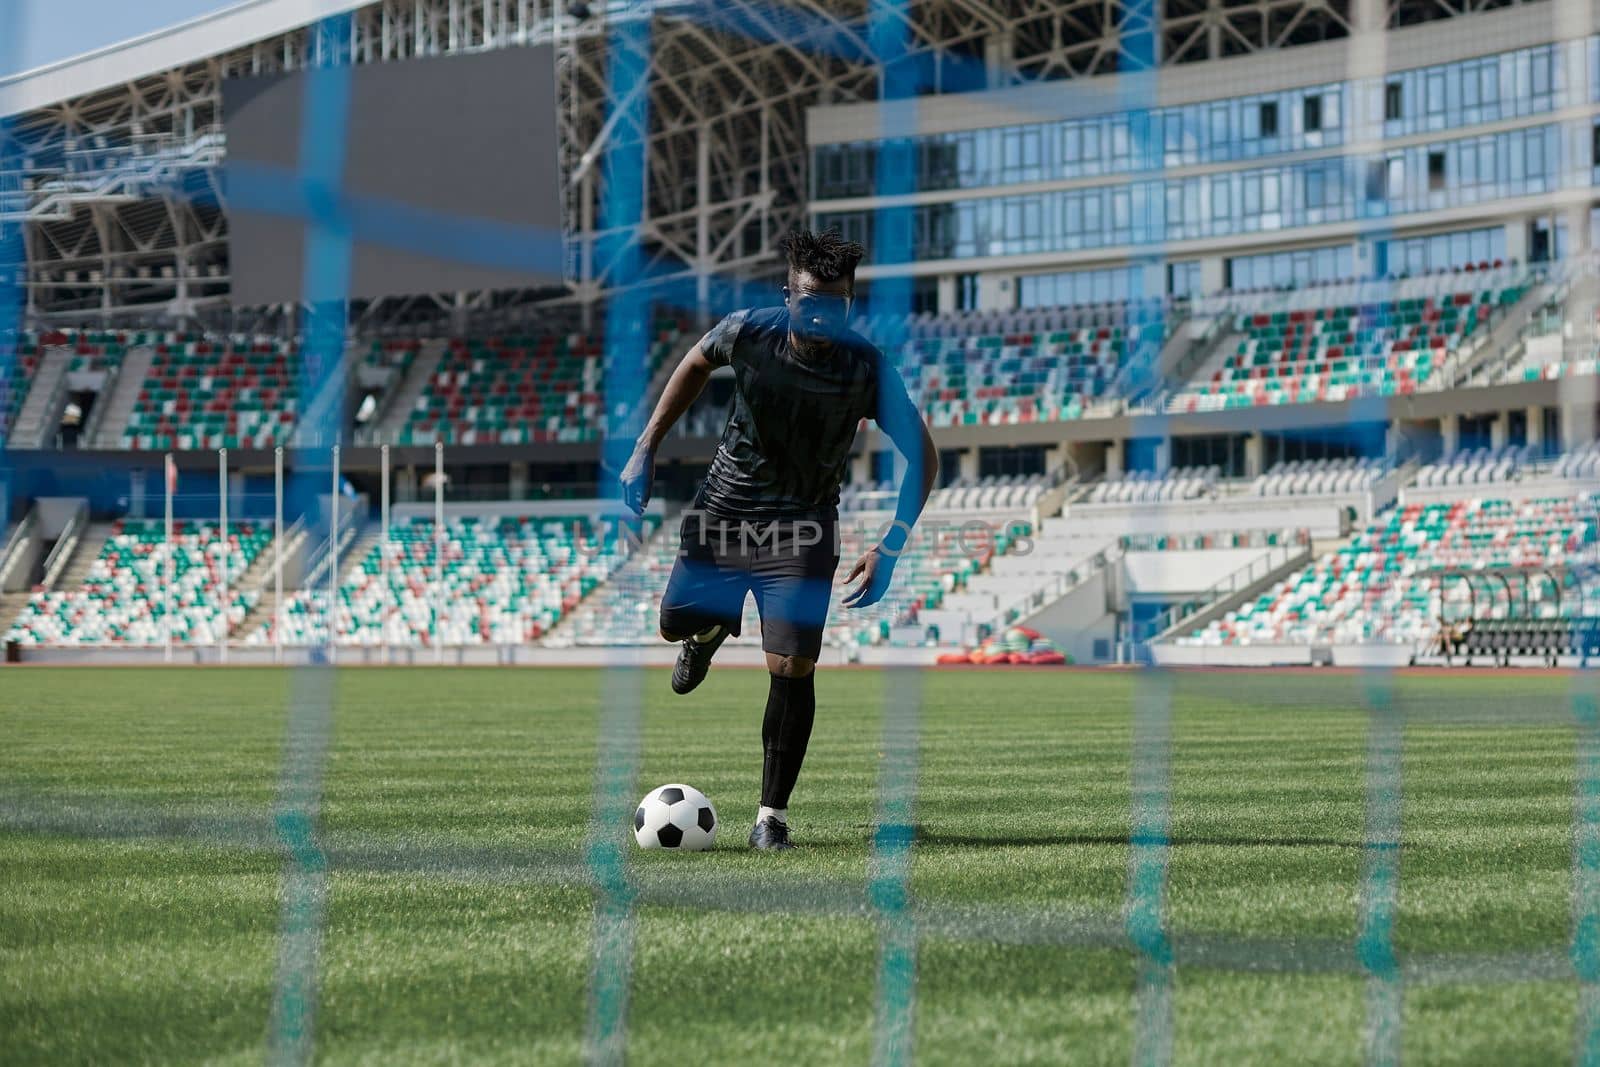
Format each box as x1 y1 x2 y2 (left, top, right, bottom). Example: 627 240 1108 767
620 445 655 515
841 546 894 609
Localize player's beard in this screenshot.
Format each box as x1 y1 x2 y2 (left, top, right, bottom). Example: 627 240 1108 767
789 328 836 364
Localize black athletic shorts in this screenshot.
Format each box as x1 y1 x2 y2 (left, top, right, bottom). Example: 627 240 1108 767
659 508 841 661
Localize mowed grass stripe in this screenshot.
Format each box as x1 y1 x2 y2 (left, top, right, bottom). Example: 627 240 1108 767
0 667 1587 1065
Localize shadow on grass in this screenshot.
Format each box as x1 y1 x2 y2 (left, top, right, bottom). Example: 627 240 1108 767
911 829 1361 850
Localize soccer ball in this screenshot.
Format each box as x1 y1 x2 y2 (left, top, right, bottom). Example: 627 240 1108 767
633 783 718 851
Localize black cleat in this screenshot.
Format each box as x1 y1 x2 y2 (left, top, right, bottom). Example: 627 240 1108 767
748 816 794 851
670 627 728 695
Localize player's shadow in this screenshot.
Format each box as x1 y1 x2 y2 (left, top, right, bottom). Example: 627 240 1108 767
910 828 1361 850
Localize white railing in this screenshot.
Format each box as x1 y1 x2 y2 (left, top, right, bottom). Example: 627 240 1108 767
39 502 88 589
0 508 39 591
984 542 1123 636
1141 537 1314 644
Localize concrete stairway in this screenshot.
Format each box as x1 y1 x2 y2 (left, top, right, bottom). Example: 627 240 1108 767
51 522 113 591
234 521 310 640
0 590 31 635
8 346 72 448
1170 330 1246 399
368 340 446 443
291 340 365 448
1448 278 1560 388
91 346 155 448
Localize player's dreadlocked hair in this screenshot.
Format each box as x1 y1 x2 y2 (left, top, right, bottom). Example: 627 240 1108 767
780 229 865 287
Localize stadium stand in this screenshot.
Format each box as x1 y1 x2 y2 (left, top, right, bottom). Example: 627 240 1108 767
254 512 656 646
1248 457 1389 497
121 335 299 450
1189 263 1525 318
841 473 1052 513
0 335 38 440
359 338 419 378
1170 273 1526 412
1178 494 1600 647
1085 465 1219 504
1412 446 1531 489
856 301 1170 426
58 328 159 373
5 519 267 645
397 315 694 446
558 480 1037 651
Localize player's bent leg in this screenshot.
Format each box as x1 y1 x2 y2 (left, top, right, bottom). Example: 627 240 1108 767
659 529 744 695
667 622 730 695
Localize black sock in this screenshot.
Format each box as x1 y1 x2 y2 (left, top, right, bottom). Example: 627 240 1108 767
760 672 816 810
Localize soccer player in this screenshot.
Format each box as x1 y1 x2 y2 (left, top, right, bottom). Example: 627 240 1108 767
620 229 937 851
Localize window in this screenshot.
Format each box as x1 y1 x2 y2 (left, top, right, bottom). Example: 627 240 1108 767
1387 158 1405 201
979 446 1046 480
937 451 964 488
1426 71 1445 116
1209 105 1229 148
1531 49 1552 98
1259 101 1279 138
957 273 979 311
1262 173 1280 213
1062 195 1084 240
1480 62 1500 111
1427 151 1447 192
1525 129 1547 181
1304 95 1322 133
1366 161 1387 201
1463 62 1481 109
1385 81 1404 121
1305 168 1325 208
1210 175 1231 222
1168 261 1202 299
1164 114 1183 156
1062 125 1081 166
1593 121 1600 167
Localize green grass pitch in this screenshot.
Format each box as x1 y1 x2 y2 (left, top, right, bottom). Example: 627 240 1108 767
0 666 1589 1064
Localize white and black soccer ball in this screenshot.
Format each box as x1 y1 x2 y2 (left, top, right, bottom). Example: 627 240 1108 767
633 783 718 851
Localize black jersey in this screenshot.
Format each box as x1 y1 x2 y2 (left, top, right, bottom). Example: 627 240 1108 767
694 306 921 519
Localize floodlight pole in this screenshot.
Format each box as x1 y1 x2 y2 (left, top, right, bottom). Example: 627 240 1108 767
330 443 340 664
274 446 284 664
381 443 390 664
164 453 174 664
434 442 445 665
218 447 228 665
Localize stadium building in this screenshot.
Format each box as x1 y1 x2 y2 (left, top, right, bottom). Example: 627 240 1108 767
3 0 1600 667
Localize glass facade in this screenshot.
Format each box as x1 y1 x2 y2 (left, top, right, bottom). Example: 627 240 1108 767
1017 265 1147 308
817 121 1584 263
1227 245 1355 290
812 39 1596 200
1374 226 1507 276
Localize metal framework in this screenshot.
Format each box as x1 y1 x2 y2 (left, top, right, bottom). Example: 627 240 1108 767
0 0 1550 326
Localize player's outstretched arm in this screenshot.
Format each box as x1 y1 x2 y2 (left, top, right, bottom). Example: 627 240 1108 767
621 344 717 514
843 402 937 609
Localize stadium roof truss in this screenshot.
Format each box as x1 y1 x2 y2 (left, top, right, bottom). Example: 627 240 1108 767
0 0 1550 324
